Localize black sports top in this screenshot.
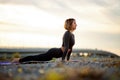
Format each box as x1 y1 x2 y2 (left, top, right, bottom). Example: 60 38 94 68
62 30 75 60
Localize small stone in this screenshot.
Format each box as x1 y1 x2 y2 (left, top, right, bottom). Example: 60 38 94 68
18 68 22 73
39 69 45 74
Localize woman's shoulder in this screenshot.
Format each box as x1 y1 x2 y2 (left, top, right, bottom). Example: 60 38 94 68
63 30 73 37
64 30 74 35
64 30 70 35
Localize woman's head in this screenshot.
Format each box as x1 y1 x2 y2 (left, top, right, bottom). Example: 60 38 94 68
64 18 77 31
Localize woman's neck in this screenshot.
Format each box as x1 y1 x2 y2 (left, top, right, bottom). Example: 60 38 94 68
70 30 74 33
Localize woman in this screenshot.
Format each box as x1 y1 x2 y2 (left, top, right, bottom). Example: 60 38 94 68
12 18 77 63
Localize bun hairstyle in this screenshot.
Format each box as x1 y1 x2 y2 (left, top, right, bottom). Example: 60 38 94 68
64 18 75 31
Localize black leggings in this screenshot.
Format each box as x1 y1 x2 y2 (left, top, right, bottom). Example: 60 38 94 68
19 48 63 63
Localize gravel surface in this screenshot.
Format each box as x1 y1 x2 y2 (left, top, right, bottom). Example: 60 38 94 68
0 57 120 80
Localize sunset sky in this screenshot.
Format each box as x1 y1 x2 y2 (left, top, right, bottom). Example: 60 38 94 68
0 0 120 55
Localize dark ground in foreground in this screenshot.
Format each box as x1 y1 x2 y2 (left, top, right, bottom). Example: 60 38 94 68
0 57 120 80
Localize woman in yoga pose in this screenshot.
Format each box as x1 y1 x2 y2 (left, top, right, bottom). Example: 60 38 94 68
12 18 77 63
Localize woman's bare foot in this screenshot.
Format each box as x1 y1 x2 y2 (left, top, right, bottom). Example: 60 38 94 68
11 58 20 63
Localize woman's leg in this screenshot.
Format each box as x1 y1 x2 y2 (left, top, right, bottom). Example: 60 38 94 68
19 54 49 63
19 48 62 63
52 48 63 58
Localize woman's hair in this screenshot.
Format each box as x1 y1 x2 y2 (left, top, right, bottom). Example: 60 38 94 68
64 18 75 31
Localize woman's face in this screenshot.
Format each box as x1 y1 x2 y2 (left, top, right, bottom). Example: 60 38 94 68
71 20 77 31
